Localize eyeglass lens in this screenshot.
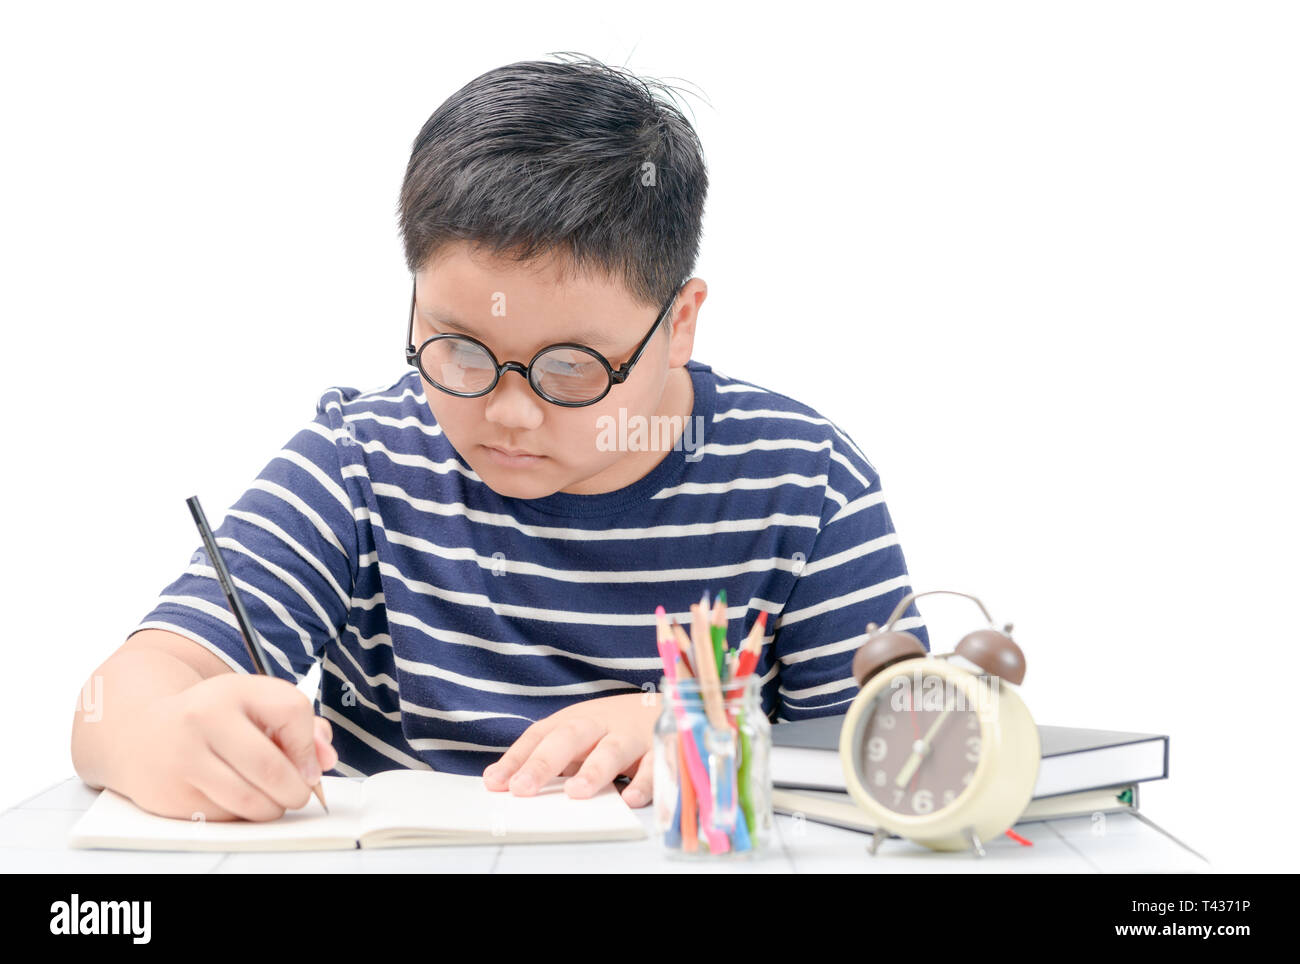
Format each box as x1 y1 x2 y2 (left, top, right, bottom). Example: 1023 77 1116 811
420 339 611 404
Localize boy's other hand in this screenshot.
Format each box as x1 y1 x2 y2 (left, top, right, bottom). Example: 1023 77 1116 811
118 673 339 822
482 692 660 808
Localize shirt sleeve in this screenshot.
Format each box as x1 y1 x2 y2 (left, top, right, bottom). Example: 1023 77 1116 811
768 422 930 722
127 390 359 683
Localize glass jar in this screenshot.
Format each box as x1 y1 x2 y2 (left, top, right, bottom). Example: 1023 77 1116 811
652 673 772 858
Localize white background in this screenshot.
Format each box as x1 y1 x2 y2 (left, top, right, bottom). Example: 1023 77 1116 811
1 1 1295 872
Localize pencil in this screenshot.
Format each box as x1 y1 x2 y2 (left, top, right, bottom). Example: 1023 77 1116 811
668 616 696 676
710 589 727 679
689 602 728 730
186 495 330 814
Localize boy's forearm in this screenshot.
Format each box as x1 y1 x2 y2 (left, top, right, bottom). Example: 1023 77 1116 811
70 649 205 791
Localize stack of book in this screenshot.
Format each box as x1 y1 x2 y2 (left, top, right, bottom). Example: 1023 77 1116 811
769 715 1168 837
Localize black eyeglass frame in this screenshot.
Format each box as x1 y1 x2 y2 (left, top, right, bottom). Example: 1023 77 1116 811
404 278 684 408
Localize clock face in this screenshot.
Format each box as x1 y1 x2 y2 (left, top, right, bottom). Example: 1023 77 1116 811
855 672 983 817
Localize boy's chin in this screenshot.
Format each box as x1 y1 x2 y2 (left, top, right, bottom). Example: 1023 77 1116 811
474 459 563 499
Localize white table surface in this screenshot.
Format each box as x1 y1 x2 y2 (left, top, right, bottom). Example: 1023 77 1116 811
0 776 1211 873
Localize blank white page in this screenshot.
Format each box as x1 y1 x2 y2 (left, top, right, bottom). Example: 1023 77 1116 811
67 776 364 851
359 769 643 840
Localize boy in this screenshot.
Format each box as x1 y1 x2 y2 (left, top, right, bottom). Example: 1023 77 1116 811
70 56 929 822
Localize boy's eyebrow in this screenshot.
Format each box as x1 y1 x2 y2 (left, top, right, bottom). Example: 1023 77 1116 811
421 306 616 350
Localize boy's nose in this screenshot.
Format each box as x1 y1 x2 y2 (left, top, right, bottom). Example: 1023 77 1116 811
482 369 545 431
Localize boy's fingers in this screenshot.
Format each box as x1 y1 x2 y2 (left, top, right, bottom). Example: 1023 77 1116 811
565 731 643 799
506 718 604 796
238 678 322 792
619 749 654 808
208 713 316 812
314 721 338 771
482 716 561 789
189 730 291 822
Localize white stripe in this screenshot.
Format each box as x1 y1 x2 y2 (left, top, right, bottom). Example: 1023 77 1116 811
779 676 860 701
379 522 817 586
796 532 900 579
128 620 249 676
650 472 828 498
323 641 539 726
194 566 321 661
336 408 445 440
323 379 422 407
211 535 342 645
367 488 821 540
777 692 860 716
323 643 400 706
829 448 874 495
380 560 789 629
244 476 348 557
714 380 771 395
387 605 660 668
269 441 354 520
149 593 300 677
824 416 876 473
319 703 431 770
825 490 886 526
323 427 483 483
369 491 811 543
330 759 368 778
342 621 392 650
392 654 646 697
691 437 833 458
824 483 849 510
401 703 535 726
406 736 515 754
776 574 914 628
777 615 926 666
225 506 349 608
711 406 835 427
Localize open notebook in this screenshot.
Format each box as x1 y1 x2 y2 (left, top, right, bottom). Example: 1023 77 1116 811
68 770 647 851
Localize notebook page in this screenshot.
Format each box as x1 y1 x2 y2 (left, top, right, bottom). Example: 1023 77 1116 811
67 776 364 851
360 769 642 839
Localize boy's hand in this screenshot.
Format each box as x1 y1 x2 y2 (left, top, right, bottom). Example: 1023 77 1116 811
117 673 339 822
482 692 660 808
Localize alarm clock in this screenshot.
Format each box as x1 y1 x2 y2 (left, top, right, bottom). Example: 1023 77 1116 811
838 590 1039 856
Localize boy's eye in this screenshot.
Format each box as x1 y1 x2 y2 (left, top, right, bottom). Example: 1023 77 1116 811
536 352 599 377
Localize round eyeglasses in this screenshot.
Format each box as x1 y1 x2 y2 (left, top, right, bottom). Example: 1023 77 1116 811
405 278 684 408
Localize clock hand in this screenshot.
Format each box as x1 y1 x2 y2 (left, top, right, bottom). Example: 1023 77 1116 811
893 707 953 789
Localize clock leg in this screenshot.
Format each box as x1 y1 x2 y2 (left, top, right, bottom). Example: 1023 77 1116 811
867 828 886 856
963 826 986 858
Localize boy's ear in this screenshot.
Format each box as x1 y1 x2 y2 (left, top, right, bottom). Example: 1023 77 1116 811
666 277 706 366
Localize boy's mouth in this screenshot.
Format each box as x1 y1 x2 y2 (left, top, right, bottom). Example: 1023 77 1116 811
481 444 546 467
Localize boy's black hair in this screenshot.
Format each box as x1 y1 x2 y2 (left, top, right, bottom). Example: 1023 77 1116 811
397 53 708 309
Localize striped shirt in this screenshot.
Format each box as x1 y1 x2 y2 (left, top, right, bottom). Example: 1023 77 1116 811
130 358 930 778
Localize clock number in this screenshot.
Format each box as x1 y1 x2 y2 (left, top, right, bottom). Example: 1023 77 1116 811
912 789 933 814
873 769 886 787
892 788 904 806
961 770 974 786
943 789 956 806
878 714 896 730
965 736 981 763
867 736 887 762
